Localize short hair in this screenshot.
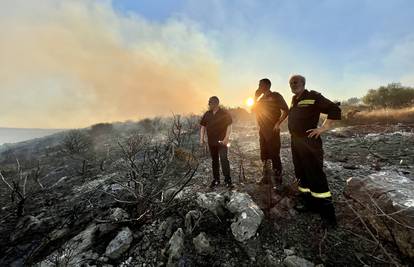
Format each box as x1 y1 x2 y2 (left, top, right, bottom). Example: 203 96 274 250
290 75 306 86
209 96 220 104
260 78 271 88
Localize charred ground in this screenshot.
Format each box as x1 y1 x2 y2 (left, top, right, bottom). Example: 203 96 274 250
0 117 413 266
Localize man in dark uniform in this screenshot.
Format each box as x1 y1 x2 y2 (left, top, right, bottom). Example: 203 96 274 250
288 74 341 228
253 79 289 186
200 96 233 188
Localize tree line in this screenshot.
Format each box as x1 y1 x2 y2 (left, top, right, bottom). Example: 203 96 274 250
343 83 414 108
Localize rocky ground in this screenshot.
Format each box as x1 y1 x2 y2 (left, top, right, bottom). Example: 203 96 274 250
0 120 413 266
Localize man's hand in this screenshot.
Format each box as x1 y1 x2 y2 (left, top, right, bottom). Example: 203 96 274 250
255 88 263 98
219 138 229 146
307 119 336 139
200 138 206 146
306 127 326 139
273 123 281 132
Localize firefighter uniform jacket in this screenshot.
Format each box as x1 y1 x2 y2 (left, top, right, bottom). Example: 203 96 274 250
288 89 341 137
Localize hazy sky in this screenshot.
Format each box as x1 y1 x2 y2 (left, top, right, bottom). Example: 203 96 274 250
1 0 414 128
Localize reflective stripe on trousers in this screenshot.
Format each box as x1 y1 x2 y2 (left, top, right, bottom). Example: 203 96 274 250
298 186 332 198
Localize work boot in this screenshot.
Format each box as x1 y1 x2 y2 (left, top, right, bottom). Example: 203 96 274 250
272 169 282 188
321 215 337 230
209 180 220 189
225 178 234 189
318 198 337 229
257 160 271 185
294 193 316 213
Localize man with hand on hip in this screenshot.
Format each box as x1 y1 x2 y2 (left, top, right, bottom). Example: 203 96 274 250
288 74 341 228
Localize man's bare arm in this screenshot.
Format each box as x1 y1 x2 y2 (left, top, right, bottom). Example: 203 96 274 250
306 118 337 138
273 110 288 131
307 93 341 139
200 126 206 145
221 124 232 145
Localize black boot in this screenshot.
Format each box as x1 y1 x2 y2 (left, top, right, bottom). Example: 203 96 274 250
209 179 220 189
318 198 337 229
272 169 282 188
225 177 234 189
294 193 316 213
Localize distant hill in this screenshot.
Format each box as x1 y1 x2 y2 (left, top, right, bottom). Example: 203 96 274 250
0 127 64 146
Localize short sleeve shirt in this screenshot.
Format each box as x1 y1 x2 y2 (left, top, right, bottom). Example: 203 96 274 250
255 91 289 131
200 109 233 146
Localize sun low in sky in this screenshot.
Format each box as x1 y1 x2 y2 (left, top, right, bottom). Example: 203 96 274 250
1 0 414 128
246 97 255 108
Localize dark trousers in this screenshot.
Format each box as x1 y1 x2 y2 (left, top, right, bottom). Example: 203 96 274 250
209 144 231 182
259 130 282 172
291 136 335 219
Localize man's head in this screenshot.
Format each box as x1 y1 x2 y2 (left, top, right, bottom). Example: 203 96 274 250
208 96 220 111
259 78 271 93
289 75 306 95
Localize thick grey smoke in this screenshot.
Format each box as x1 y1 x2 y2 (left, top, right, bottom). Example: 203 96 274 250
0 0 219 128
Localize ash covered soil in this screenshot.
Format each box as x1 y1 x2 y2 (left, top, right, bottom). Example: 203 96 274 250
0 121 413 266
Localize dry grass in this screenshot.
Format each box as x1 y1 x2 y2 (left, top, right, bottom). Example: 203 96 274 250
346 106 414 124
